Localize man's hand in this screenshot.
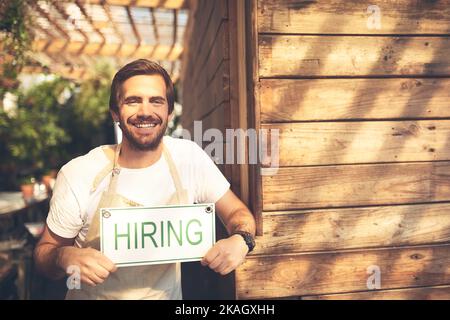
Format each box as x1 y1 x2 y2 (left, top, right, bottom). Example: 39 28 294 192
201 234 249 275
56 246 118 287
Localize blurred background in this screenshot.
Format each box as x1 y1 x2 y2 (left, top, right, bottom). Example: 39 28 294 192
0 0 187 299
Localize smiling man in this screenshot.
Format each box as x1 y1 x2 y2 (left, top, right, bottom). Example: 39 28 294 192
34 59 256 300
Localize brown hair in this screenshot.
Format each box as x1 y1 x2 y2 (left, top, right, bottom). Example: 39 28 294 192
109 59 174 115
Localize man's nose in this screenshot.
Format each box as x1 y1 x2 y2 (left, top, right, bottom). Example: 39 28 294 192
136 100 154 116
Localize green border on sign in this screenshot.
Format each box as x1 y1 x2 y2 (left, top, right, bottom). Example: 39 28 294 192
100 203 216 267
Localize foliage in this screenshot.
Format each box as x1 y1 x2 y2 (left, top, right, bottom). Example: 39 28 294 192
0 77 73 177
0 0 37 99
61 60 115 160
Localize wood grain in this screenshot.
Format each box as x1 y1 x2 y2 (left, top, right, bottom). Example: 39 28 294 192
258 0 450 34
301 285 450 300
259 35 450 77
262 120 450 166
260 78 450 122
254 203 450 255
236 244 450 299
263 162 450 211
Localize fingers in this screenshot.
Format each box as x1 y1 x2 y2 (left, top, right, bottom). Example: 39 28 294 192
91 249 118 273
97 254 118 273
81 275 96 287
201 247 220 267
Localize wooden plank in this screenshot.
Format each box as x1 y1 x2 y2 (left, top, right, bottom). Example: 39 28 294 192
263 120 450 167
255 203 450 255
73 0 189 9
195 22 229 99
191 0 227 87
263 162 450 211
258 0 450 34
193 60 230 122
302 285 450 300
236 244 450 299
192 1 229 90
260 78 450 122
247 0 263 236
259 35 450 77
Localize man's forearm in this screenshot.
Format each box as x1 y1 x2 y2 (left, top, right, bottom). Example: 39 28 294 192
34 244 67 280
225 208 256 236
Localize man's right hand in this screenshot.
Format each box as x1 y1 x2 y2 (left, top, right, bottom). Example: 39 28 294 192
56 246 118 287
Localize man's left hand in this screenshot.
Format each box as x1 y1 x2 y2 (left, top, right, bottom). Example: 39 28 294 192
201 234 249 275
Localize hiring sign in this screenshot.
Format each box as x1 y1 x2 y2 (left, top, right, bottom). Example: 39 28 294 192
100 203 216 267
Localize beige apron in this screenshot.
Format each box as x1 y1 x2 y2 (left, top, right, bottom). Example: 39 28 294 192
66 143 189 300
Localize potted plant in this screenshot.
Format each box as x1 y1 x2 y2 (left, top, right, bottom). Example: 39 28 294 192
41 168 56 193
19 174 35 201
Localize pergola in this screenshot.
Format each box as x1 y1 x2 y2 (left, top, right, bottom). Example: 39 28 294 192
24 0 190 82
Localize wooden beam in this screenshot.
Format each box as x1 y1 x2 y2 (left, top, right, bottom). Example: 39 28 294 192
69 0 189 9
149 7 160 43
32 39 182 61
125 6 141 45
125 5 142 58
75 0 106 54
102 1 125 44
34 3 70 41
166 9 178 59
52 1 90 56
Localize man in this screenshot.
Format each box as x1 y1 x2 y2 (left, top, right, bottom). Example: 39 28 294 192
34 59 256 299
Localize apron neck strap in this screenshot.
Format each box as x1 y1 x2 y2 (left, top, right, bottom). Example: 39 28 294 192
162 144 184 203
91 142 185 203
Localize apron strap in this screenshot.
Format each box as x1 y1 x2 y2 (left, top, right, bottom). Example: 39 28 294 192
91 145 119 193
162 144 185 203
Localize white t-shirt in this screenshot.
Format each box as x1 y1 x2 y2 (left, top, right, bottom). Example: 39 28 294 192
46 136 230 299
47 136 230 244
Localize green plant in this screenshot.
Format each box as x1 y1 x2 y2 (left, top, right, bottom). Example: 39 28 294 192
0 0 37 99
18 174 35 186
0 77 73 190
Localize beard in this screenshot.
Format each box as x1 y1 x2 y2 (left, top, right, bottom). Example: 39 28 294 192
119 115 168 151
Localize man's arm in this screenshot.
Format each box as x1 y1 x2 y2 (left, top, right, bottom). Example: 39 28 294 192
201 189 256 275
34 225 117 286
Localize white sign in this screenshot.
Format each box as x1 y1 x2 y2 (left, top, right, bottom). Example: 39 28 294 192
100 203 216 267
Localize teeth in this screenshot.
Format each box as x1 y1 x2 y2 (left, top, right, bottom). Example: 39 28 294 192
135 123 157 128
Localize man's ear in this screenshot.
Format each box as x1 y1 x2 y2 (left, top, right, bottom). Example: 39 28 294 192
110 110 119 123
168 111 175 122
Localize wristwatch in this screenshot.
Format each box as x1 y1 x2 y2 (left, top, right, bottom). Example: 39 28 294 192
233 231 256 253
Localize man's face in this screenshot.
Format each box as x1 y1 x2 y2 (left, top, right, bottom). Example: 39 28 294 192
113 74 171 151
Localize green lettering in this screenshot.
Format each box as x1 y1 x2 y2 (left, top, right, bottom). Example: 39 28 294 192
167 220 183 247
141 222 158 248
186 219 202 245
134 222 138 249
115 223 130 250
160 221 164 247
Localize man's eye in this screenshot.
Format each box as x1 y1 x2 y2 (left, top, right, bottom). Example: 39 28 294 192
126 100 140 105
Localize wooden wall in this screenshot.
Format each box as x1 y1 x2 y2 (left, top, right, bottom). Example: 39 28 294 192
181 0 245 299
235 0 450 299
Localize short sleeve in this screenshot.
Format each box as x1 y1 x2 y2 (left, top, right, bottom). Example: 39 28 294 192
191 143 230 204
46 171 84 239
